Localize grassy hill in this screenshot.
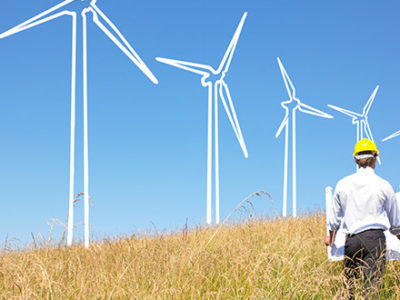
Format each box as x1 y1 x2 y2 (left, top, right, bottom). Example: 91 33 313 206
1 212 400 299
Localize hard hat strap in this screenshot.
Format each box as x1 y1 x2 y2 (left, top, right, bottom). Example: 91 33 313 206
354 153 375 160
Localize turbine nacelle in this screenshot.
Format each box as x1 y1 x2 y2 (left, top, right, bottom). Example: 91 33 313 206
202 72 224 87
281 98 302 111
63 0 96 13
351 115 367 125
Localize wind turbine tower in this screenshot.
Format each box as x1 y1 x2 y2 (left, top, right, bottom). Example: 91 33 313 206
0 0 158 248
156 13 249 225
328 85 381 164
275 58 333 218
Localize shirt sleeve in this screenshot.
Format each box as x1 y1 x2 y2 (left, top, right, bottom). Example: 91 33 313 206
328 183 343 232
384 183 400 235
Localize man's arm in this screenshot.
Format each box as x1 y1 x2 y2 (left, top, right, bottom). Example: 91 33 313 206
327 187 343 231
324 230 336 247
325 184 343 247
384 184 400 237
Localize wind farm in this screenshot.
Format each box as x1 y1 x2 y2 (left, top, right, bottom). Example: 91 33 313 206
156 12 249 225
1 0 400 297
0 0 158 248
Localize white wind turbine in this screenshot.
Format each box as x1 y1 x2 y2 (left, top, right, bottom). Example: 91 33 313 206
383 130 400 142
156 12 248 225
0 0 158 248
327 85 381 164
275 58 333 218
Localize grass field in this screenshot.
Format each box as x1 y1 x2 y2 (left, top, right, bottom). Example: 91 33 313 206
1 203 400 298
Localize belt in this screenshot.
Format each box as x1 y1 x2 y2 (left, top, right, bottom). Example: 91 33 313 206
346 228 384 238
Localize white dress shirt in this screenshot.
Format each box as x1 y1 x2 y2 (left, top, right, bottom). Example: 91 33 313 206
328 167 400 235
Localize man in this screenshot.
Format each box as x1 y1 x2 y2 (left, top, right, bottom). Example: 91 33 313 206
325 138 400 299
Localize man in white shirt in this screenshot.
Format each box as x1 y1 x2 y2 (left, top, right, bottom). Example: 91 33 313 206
325 138 400 299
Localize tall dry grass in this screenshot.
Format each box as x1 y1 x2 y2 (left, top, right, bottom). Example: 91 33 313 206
1 208 400 298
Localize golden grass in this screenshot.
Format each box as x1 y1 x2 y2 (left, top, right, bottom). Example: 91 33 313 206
1 213 400 299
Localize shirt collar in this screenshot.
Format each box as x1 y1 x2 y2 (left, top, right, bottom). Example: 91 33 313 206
357 166 375 174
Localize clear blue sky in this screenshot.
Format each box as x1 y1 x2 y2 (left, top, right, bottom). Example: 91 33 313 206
0 0 399 245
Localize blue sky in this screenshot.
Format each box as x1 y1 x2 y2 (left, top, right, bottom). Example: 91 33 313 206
0 0 399 245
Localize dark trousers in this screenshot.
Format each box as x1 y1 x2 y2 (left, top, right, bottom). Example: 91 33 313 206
344 229 386 299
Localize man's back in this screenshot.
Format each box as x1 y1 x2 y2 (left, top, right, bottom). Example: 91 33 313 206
331 167 396 235
335 167 395 234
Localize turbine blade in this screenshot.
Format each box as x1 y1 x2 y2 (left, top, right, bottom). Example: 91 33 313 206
382 130 400 142
219 81 248 157
363 120 381 164
276 114 289 138
299 102 333 119
156 57 213 76
217 12 247 74
277 57 295 100
90 5 158 84
363 85 379 117
0 0 74 38
327 104 361 118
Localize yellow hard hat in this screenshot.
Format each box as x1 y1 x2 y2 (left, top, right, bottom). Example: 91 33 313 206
353 138 379 157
